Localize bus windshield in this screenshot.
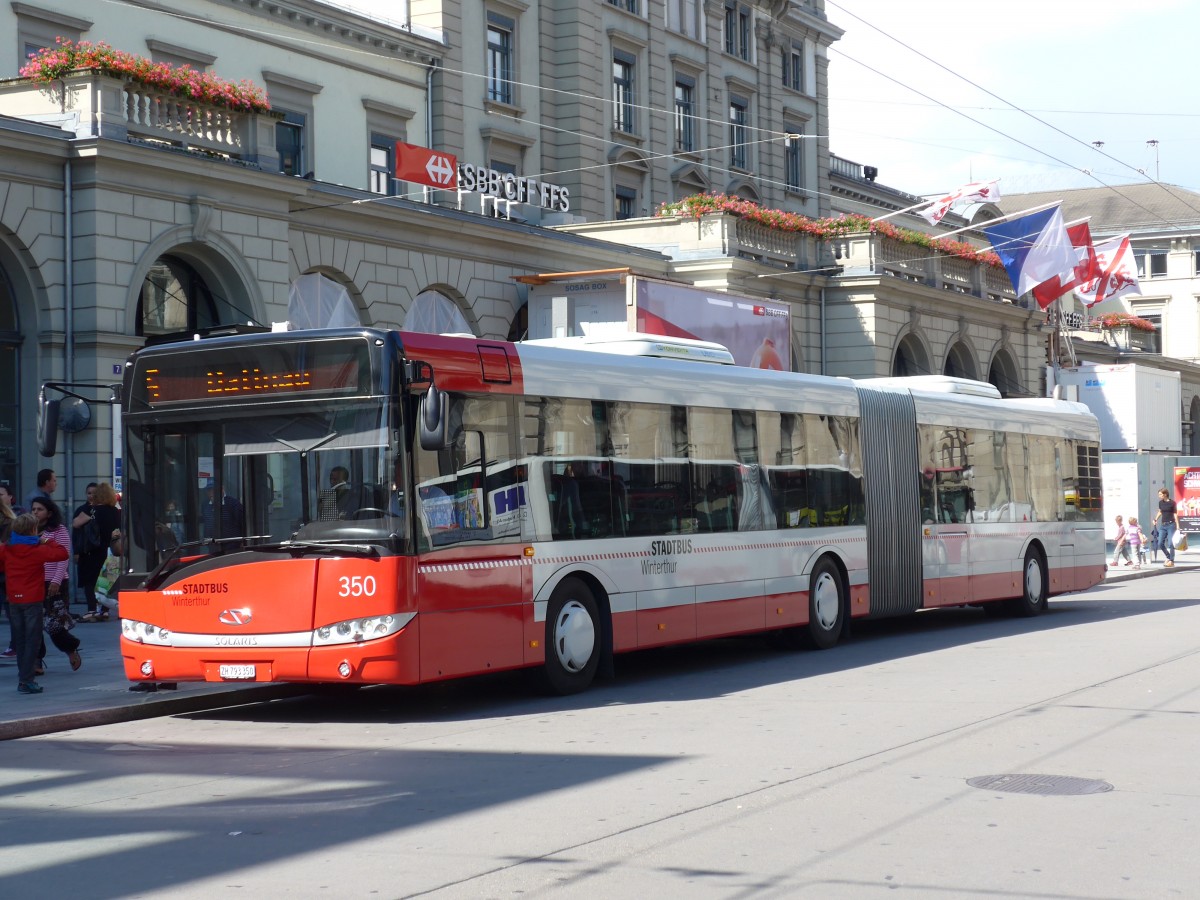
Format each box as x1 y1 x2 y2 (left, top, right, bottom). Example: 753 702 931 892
123 398 404 573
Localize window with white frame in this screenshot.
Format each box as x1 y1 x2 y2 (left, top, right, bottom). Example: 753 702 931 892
724 2 737 54
729 95 749 170
667 0 702 38
613 50 636 134
487 13 514 105
276 111 307 177
263 71 320 178
1134 248 1168 278
1129 306 1163 352
781 44 803 91
363 99 411 198
14 6 92 75
674 74 696 153
725 2 751 60
607 0 640 13
785 125 804 191
369 134 395 195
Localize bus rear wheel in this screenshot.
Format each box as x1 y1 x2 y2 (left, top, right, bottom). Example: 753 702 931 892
806 557 845 650
1007 548 1047 617
542 578 600 695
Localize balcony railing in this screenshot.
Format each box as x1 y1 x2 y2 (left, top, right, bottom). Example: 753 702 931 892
558 211 823 270
831 231 1020 305
0 70 280 171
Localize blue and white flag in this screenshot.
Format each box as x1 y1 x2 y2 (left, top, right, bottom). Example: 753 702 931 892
984 206 1078 297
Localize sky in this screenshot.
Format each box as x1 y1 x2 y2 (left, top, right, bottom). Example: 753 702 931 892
825 0 1199 198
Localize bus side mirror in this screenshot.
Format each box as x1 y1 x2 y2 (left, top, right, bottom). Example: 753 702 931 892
37 394 60 457
419 382 449 450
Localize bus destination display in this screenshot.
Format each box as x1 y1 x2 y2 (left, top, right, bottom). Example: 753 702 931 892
141 358 362 405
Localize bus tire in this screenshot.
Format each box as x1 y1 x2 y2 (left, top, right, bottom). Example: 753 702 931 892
1007 548 1047 618
542 578 600 695
806 557 845 650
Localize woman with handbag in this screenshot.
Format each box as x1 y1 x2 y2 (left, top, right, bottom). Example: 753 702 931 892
29 497 82 671
1153 488 1179 568
75 482 120 623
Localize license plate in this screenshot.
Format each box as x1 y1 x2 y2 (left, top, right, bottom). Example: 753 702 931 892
218 664 256 680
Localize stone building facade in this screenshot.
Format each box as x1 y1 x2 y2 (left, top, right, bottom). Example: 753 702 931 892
0 0 1039 508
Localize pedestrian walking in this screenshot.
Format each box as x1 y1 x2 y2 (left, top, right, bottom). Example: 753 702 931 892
0 513 68 694
73 482 120 622
1153 488 1179 568
29 497 82 672
24 468 55 512
1111 515 1132 567
1127 517 1147 568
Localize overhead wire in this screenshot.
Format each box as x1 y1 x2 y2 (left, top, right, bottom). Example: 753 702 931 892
825 0 1200 228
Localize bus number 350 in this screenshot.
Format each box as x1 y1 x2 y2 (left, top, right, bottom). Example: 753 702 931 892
338 575 377 597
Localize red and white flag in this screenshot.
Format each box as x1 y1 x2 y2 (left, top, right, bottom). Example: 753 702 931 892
1031 220 1100 309
918 180 1002 226
1075 234 1141 307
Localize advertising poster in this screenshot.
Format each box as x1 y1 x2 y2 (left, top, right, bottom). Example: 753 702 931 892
1174 466 1200 533
634 280 791 369
1101 462 1139 540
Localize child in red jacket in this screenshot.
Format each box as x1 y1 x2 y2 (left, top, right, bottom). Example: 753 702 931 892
0 513 68 694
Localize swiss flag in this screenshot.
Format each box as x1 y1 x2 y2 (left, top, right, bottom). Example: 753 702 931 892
1031 221 1099 309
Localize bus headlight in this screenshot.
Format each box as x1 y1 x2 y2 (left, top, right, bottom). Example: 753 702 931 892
120 619 173 647
312 612 414 647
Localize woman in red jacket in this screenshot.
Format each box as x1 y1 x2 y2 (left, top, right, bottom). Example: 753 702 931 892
0 513 68 694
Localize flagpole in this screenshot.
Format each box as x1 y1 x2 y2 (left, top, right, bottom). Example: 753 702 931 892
870 198 939 224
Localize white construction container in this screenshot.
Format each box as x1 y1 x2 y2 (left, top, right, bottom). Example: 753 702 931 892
1053 363 1181 452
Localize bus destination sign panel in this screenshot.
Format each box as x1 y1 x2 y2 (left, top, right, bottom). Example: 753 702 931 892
135 343 368 406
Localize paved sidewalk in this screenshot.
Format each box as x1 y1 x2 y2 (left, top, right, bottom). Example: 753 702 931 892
0 617 304 740
1103 548 1197 582
1 551 1194 740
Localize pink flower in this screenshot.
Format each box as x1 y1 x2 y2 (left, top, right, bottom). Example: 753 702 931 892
20 38 271 113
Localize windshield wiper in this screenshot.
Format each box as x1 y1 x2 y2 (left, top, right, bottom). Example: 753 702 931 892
141 534 273 590
256 540 381 559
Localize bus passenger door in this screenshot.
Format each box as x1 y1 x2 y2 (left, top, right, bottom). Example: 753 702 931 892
924 477 970 607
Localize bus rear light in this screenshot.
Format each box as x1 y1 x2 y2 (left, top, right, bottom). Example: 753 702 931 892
140 661 154 677
338 661 352 678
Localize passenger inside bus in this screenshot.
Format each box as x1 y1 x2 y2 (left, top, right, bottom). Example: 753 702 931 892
201 483 244 538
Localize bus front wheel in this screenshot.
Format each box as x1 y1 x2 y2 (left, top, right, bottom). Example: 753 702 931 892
806 558 845 650
542 578 600 695
1007 549 1047 617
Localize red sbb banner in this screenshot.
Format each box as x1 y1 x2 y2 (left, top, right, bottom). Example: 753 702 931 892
395 141 458 189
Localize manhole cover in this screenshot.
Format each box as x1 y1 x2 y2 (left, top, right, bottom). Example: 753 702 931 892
967 773 1113 796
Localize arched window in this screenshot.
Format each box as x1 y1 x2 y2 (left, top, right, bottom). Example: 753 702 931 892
987 351 1021 398
403 290 474 335
892 334 930 377
943 342 978 380
137 255 219 337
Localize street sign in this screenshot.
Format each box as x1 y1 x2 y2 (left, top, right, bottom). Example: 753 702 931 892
395 141 458 190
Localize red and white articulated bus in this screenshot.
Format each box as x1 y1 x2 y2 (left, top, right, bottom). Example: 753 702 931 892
108 327 1104 694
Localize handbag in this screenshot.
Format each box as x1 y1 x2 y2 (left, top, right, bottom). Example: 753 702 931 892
1173 530 1188 551
44 598 75 636
95 550 121 609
